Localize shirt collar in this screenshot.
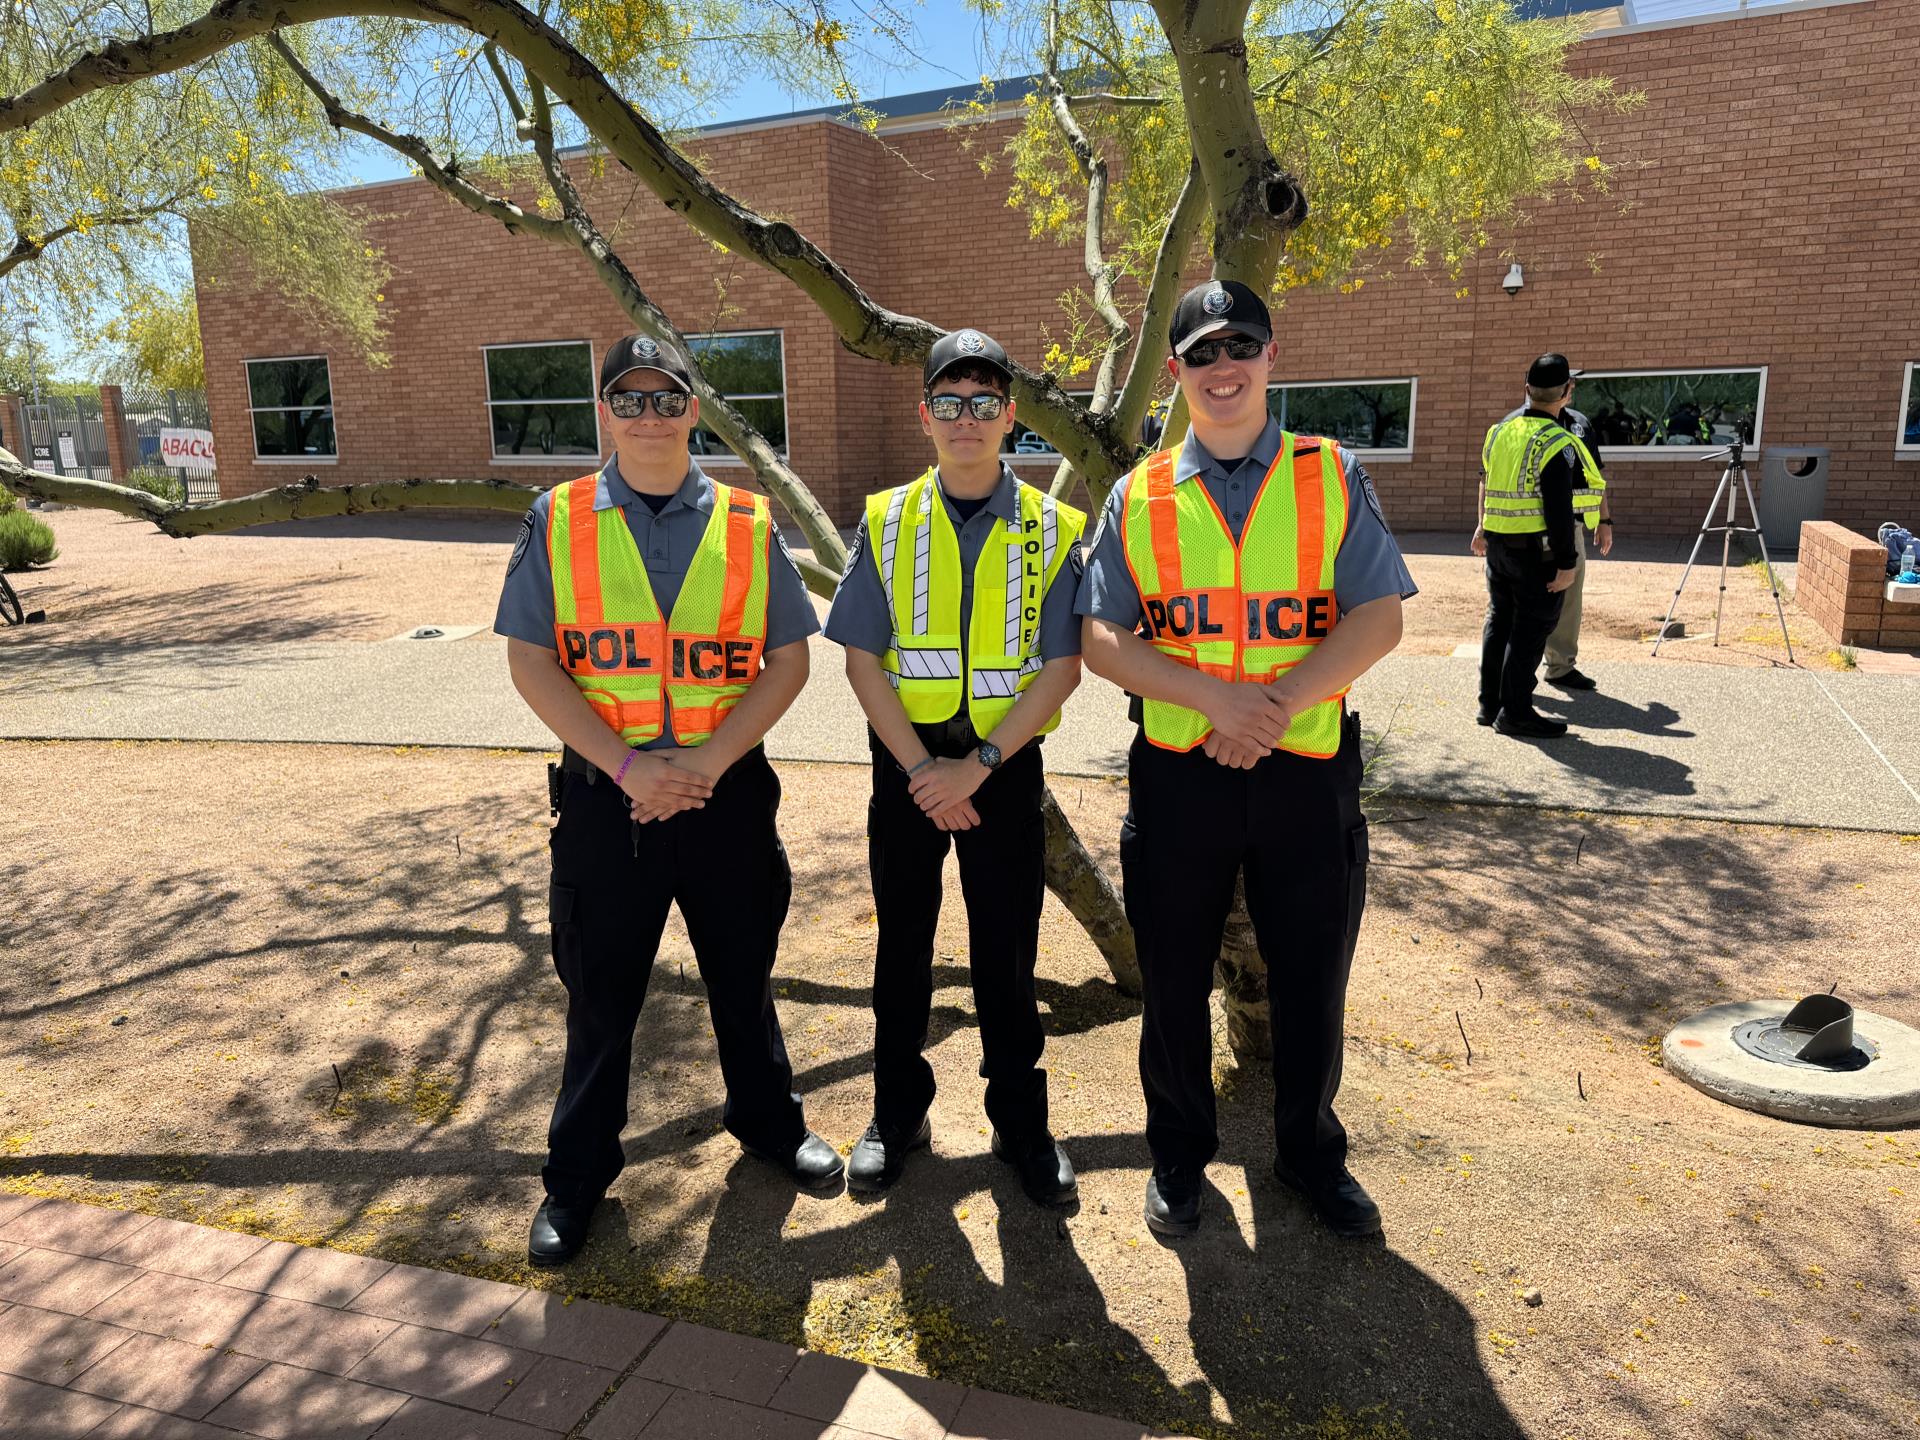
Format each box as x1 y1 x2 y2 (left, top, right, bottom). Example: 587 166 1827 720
1174 418 1285 485
597 453 712 514
934 462 1021 522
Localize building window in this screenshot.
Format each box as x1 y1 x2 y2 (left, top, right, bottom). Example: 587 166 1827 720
686 331 787 459
486 342 599 462
1268 380 1415 454
1005 393 1095 456
1575 369 1765 453
1899 363 1920 451
247 356 336 460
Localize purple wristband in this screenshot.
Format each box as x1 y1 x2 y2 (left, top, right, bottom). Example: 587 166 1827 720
612 750 638 786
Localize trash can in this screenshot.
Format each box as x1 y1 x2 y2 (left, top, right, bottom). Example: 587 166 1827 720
1757 446 1829 552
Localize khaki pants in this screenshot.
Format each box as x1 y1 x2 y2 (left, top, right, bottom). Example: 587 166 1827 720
1543 524 1586 679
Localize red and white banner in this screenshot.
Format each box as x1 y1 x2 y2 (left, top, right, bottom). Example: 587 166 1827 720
159 428 217 472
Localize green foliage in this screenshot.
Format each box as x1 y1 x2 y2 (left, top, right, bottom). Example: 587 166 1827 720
0 483 16 515
123 467 187 504
96 285 205 391
0 510 57 570
981 0 1636 375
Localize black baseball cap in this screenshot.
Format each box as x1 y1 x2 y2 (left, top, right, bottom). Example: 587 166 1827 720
924 329 1013 391
600 333 693 396
1170 280 1272 356
1526 353 1583 388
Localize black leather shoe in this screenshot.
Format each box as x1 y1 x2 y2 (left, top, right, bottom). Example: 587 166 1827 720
1272 1160 1382 1238
846 1117 931 1193
1547 668 1597 691
1143 1170 1202 1237
1493 710 1568 739
991 1131 1077 1207
528 1195 598 1267
1475 705 1498 726
744 1130 846 1190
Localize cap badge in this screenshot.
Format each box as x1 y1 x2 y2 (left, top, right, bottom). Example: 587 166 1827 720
634 336 660 360
955 330 986 355
1202 286 1233 316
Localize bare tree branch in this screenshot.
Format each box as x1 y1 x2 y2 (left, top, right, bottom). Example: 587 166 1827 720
1105 156 1205 489
0 189 194 281
1063 91 1165 108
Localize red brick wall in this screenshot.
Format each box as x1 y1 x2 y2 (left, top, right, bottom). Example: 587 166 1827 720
194 0 1920 537
1795 519 1919 647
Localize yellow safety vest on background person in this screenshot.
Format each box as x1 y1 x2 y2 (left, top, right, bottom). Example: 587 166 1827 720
1481 415 1607 535
548 470 771 747
1119 434 1351 759
865 470 1085 737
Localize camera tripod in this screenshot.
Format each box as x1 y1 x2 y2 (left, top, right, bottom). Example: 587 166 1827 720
1653 438 1793 661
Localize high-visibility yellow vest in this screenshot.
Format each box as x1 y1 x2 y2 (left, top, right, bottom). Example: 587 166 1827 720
864 470 1086 736
1119 434 1350 759
547 469 771 747
1481 415 1607 535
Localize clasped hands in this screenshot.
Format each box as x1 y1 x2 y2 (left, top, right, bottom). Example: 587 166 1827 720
620 748 723 824
905 754 987 832
1201 676 1302 769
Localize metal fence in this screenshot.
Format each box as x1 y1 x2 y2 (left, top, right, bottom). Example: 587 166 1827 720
119 388 217 501
21 395 113 482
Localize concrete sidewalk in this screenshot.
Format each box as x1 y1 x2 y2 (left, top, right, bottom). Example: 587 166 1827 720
2 632 1916 830
0 1194 1189 1440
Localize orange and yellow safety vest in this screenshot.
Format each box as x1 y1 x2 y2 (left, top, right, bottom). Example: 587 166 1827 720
1119 434 1350 758
547 470 771 747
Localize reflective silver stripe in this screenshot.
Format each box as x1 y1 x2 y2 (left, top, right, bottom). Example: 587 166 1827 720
1004 536 1022 656
896 647 961 680
879 487 907 620
1486 502 1545 517
1041 494 1058 572
1021 654 1043 676
912 487 931 635
971 669 1022 699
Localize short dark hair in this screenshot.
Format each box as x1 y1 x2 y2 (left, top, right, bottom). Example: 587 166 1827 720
925 361 1009 397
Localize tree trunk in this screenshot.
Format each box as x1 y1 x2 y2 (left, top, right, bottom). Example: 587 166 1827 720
1215 871 1269 1062
1040 786 1140 996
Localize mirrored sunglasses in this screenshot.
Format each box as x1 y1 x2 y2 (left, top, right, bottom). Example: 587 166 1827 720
926 393 1007 422
1181 336 1266 367
605 389 690 419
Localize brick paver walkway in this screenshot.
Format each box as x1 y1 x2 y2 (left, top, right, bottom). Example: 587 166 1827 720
0 1196 1189 1440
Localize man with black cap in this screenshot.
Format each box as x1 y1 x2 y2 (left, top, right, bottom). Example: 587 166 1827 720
1480 369 1615 693
824 327 1085 1207
1474 353 1605 738
1077 280 1415 1240
494 331 843 1266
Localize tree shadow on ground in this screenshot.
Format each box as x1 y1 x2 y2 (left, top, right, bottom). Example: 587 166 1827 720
0 570 391 652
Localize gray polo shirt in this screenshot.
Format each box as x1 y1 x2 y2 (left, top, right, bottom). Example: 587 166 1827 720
1076 419 1417 629
494 454 820 750
824 463 1083 663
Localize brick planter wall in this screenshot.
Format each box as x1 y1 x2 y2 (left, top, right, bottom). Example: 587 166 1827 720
1796 520 1920 648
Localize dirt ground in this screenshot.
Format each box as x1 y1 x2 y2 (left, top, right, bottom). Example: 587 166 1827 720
2 740 1916 1440
2 504 1915 1439
1 505 1842 667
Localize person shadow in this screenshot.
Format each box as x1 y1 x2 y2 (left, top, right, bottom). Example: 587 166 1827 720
1534 690 1693 738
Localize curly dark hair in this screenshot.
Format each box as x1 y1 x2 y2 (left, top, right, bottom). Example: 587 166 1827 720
926 361 1010 397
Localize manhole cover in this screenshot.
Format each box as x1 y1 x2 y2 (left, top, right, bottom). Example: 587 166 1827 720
1665 997 1920 1128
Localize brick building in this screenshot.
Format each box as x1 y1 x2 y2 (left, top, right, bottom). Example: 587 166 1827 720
190 0 1920 539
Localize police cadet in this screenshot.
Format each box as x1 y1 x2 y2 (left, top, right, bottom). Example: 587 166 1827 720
1477 370 1615 693
495 332 843 1267
1077 280 1415 1240
1474 353 1605 739
824 329 1086 1206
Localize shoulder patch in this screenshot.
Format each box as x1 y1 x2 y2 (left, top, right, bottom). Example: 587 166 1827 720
507 510 536 576
1358 467 1390 529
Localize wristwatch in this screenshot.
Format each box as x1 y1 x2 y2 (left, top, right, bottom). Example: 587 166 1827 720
974 741 1003 772
1597 518 1614 527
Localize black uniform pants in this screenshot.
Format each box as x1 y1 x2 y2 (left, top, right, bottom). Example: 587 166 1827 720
1479 534 1567 719
867 732 1049 1144
541 747 805 1204
1119 715 1369 1176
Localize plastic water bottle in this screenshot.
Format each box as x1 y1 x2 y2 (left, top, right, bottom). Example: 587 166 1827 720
1903 545 1920 584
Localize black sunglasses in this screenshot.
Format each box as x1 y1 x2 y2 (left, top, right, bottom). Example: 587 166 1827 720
926 393 1007 422
605 389 690 419
1181 336 1266 367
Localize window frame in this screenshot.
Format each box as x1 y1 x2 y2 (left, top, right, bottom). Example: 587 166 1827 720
482 340 603 467
1003 391 1096 460
1266 376 1418 461
683 329 789 464
1574 366 1769 461
245 354 338 464
1898 362 1920 457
